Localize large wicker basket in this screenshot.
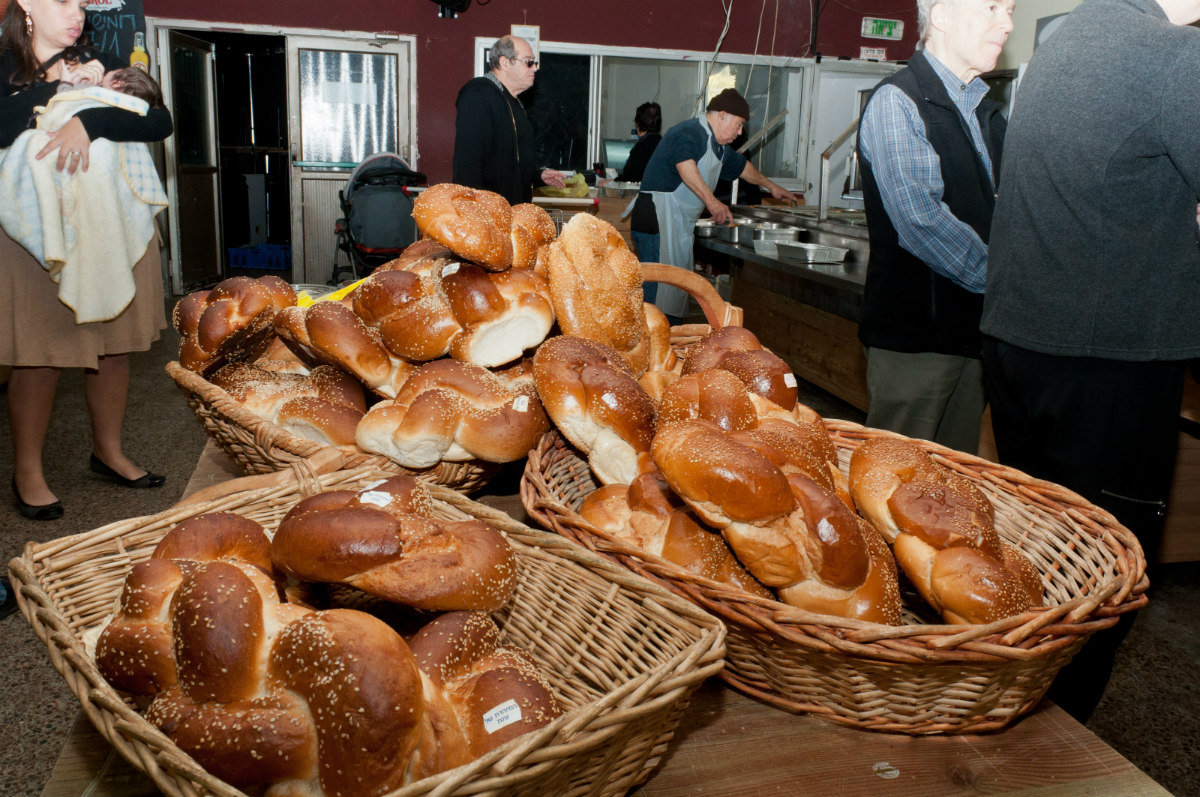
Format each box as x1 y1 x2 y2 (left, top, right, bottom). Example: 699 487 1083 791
522 422 1148 735
9 459 726 797
166 360 499 491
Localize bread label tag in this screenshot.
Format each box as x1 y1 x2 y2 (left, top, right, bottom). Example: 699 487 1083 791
442 262 461 276
784 373 797 388
359 490 394 508
482 699 522 734
512 395 530 413
600 392 619 410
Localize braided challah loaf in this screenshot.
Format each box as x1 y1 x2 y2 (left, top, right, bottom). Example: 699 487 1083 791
532 335 657 485
351 259 554 368
412 183 515 270
209 362 367 446
578 470 773 599
680 326 798 412
652 419 902 624
543 213 652 375
173 275 296 376
96 507 558 796
848 436 1043 624
274 299 415 398
272 474 518 611
356 359 550 468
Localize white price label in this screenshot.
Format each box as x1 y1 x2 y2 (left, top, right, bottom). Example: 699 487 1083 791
482 699 522 734
513 395 530 413
442 262 461 276
359 490 393 508
784 373 797 388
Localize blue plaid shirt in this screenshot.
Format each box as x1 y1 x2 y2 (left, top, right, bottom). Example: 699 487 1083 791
859 53 995 294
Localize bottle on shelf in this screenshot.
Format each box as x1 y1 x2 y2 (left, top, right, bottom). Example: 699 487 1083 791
129 32 150 71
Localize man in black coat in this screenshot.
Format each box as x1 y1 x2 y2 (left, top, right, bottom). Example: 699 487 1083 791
452 35 565 204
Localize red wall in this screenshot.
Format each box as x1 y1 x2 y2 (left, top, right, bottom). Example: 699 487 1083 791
145 0 917 182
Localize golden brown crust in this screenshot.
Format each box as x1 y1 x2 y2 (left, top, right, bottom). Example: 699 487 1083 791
544 213 651 375
412 183 515 270
209 362 367 446
271 475 518 611
274 301 415 398
652 419 902 623
509 203 557 270
407 611 562 757
578 472 774 599
849 435 1042 623
353 262 555 368
356 359 550 467
532 335 658 485
681 327 798 411
173 275 296 376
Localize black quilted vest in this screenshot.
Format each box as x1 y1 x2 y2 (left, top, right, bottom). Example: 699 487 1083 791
856 51 1005 356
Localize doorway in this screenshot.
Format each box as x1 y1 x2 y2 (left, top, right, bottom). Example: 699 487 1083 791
149 21 417 293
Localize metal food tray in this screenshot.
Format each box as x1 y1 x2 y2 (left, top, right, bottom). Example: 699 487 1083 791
776 241 849 264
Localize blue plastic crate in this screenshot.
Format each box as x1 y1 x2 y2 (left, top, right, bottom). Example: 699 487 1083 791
228 244 292 271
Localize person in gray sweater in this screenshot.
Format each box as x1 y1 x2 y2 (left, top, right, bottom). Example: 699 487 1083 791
980 0 1200 722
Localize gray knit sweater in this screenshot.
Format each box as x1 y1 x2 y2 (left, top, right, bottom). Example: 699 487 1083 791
980 0 1200 360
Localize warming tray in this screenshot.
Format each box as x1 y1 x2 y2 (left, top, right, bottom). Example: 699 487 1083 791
776 241 849 264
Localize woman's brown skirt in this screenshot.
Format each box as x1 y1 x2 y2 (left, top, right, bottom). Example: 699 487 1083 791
0 229 166 369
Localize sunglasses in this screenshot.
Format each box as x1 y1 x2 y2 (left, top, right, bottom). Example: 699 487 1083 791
510 57 538 68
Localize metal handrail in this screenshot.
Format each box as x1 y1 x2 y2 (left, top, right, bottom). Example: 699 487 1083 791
818 116 860 223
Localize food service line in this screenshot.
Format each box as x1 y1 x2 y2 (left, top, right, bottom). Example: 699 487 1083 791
37 440 1171 797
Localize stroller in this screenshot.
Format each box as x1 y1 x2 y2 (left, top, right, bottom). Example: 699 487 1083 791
331 152 426 284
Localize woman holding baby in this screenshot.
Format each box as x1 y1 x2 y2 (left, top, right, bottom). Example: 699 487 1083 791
1 0 173 520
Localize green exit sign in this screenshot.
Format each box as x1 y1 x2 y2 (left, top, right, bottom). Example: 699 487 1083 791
861 17 905 41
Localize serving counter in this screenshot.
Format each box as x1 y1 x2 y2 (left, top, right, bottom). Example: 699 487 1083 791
697 206 872 410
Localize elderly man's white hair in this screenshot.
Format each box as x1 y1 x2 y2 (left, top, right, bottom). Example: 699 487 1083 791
916 0 961 43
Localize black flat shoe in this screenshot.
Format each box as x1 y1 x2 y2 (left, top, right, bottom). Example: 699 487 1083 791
12 478 63 521
89 454 166 489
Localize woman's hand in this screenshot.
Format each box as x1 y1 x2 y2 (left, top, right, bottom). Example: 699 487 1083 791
36 117 92 175
69 59 105 87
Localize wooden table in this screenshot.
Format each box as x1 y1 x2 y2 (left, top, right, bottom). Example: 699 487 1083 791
40 443 1172 797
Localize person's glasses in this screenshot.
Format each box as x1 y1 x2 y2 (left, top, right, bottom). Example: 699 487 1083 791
511 57 538 68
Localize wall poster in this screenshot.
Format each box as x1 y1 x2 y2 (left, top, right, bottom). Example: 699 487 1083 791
84 0 149 70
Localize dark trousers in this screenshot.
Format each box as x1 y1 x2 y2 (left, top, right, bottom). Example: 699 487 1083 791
981 337 1186 721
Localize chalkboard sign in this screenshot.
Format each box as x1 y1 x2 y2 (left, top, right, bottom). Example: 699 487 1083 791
84 0 149 70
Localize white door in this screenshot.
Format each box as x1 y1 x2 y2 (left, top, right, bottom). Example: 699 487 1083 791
285 35 415 284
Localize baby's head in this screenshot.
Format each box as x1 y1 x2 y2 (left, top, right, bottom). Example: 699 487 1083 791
101 67 165 109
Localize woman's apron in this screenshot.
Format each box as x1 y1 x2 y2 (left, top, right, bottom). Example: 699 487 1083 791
640 117 725 318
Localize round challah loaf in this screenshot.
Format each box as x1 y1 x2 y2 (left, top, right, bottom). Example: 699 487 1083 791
356 359 549 468
532 335 657 485
173 275 296 376
543 213 651 375
652 419 902 624
848 436 1043 624
271 475 518 611
412 183 514 270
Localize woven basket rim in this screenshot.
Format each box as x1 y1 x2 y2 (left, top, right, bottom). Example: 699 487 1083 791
9 461 726 797
521 425 1148 656
165 360 498 491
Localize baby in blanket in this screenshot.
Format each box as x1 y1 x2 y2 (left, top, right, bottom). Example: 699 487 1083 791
0 67 170 323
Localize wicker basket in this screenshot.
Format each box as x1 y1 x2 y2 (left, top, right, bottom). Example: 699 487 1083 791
8 460 726 797
521 419 1149 736
166 360 499 491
